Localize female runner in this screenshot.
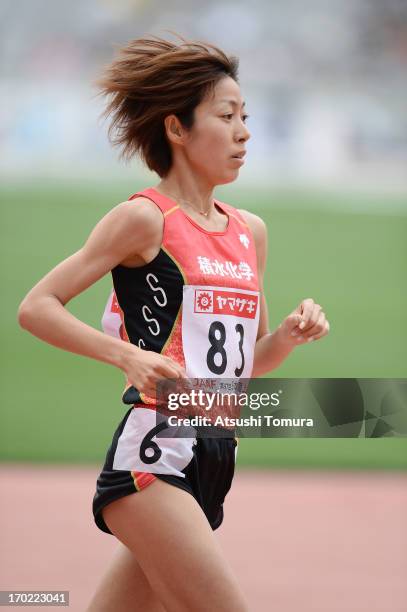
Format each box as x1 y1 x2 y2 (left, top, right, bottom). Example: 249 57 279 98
18 33 330 612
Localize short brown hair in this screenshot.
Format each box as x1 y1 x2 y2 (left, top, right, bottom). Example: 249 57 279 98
96 32 239 177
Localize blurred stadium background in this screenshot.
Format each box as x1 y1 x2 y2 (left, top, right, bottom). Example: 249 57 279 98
1 0 406 470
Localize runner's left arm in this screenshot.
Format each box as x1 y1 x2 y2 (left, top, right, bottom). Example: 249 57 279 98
239 210 330 378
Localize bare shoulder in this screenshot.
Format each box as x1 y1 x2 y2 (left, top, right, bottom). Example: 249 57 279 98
104 196 163 266
237 209 267 245
81 195 163 268
111 196 163 233
107 196 163 245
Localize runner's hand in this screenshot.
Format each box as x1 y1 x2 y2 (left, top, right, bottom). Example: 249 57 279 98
121 346 188 398
278 298 330 346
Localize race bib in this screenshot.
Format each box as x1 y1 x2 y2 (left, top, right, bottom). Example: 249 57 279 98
113 408 197 475
182 285 260 379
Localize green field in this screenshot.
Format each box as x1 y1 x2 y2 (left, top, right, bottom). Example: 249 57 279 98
1 180 406 468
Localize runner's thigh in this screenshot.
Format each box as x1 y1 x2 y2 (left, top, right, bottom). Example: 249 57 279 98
86 543 165 612
102 478 249 612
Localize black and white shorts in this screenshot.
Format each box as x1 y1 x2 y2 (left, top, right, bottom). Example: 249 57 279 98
92 405 238 534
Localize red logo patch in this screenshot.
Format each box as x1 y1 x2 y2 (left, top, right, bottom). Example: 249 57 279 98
194 289 258 318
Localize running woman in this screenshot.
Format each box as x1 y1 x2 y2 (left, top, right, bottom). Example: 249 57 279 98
18 33 330 612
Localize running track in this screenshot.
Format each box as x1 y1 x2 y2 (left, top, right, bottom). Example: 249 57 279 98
1 465 406 611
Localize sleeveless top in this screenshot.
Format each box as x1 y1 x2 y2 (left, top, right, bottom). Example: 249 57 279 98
101 186 260 407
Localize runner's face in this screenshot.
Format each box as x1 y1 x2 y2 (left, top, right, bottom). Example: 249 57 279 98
184 77 250 185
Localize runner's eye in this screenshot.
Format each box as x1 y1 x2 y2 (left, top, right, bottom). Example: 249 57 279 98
222 114 250 122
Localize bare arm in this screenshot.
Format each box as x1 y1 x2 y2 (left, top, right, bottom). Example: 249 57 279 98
18 198 186 396
239 210 330 377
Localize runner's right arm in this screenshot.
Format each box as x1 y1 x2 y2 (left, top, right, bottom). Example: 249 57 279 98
17 199 186 397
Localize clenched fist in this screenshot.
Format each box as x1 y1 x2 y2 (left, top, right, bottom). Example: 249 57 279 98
278 298 330 347
121 345 188 398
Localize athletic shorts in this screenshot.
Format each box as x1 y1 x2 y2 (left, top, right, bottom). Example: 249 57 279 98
92 405 238 534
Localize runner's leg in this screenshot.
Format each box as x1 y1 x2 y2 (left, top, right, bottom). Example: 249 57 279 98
86 542 166 612
102 478 249 612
